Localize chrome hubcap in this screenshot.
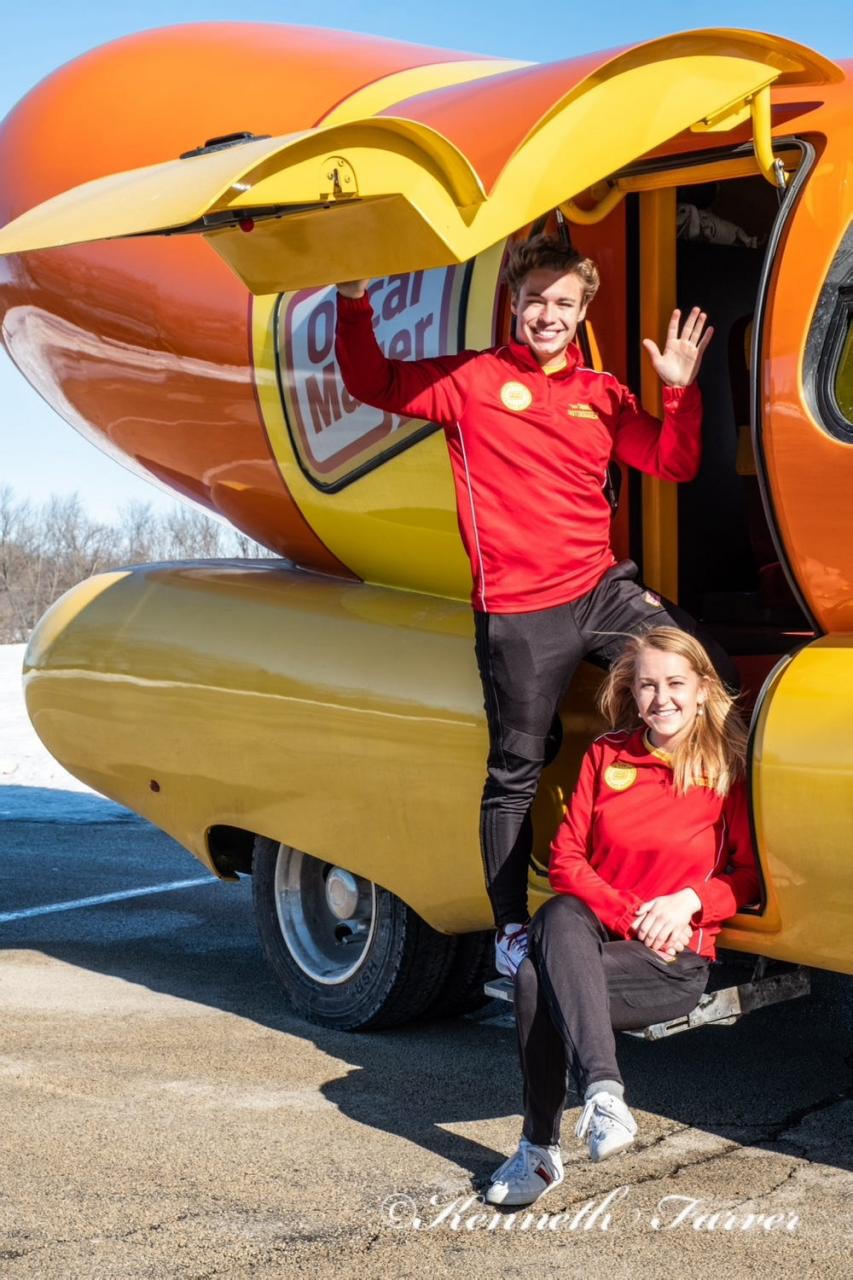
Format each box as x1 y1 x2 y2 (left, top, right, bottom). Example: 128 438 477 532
325 867 361 920
273 846 376 985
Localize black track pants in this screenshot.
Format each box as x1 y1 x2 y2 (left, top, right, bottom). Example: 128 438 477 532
516 895 709 1145
473 560 737 927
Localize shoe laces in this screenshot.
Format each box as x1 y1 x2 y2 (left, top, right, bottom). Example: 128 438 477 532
500 923 528 955
575 1093 626 1141
495 1140 553 1185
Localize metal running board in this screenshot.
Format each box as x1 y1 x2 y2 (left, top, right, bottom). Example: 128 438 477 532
483 965 810 1041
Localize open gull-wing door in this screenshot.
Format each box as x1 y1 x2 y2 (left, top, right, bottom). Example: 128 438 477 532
0 30 840 292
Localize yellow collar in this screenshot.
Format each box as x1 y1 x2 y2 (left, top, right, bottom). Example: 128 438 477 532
643 730 673 767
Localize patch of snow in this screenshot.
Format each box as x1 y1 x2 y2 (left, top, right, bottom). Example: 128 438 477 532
0 644 138 822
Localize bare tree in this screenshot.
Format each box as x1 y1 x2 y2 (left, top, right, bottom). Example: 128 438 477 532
0 485 38 641
115 499 160 564
0 488 278 643
159 506 231 560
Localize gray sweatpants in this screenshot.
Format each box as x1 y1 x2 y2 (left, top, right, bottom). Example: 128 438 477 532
516 894 710 1146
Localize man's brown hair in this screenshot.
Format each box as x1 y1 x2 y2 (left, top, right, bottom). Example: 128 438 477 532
502 233 600 306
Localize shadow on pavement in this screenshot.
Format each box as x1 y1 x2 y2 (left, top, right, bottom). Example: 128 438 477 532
1 817 851 1182
0 785 139 824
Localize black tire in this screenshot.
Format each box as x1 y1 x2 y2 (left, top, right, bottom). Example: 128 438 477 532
425 930 496 1018
251 837 457 1031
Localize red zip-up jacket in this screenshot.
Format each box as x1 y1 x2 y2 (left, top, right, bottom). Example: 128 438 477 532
335 293 703 614
549 729 760 959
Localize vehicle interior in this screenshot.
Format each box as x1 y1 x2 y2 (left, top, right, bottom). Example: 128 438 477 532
671 170 814 699
572 148 816 706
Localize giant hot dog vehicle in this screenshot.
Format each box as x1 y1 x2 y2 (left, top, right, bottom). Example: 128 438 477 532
1 24 851 1029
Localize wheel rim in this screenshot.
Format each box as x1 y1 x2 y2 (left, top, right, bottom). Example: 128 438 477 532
273 845 377 985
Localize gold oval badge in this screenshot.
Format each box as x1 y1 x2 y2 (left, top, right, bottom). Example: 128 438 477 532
604 763 637 792
500 381 533 412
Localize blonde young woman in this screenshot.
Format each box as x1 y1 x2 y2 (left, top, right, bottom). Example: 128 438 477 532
486 627 759 1208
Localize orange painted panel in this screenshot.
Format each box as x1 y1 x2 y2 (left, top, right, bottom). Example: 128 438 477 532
379 52 610 193
758 87 853 632
0 25 483 215
0 24 487 575
1 24 851 605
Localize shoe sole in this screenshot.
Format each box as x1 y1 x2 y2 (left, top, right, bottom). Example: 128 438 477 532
485 1173 564 1208
590 1135 635 1162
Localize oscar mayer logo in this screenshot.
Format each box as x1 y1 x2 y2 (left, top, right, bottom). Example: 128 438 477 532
278 269 460 489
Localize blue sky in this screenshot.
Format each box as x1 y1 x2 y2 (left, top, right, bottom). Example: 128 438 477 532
1 1 851 521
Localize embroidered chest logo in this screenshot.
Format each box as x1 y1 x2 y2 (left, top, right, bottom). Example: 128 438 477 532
604 763 637 792
643 590 663 609
500 381 533 412
567 402 600 420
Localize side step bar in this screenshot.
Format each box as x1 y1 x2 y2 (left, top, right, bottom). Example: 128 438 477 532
483 961 810 1041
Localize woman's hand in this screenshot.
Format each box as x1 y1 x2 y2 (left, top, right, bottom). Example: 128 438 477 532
632 888 701 954
648 921 693 961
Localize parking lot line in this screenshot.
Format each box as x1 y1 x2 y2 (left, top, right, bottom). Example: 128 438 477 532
0 877 219 923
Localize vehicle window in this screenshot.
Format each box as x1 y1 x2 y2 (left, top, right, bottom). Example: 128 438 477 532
806 219 853 444
835 317 853 425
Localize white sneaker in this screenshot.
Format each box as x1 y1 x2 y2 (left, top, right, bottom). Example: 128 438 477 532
495 922 529 978
485 1138 563 1206
575 1091 637 1162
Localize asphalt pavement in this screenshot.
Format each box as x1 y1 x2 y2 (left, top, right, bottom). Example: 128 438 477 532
1 804 851 1279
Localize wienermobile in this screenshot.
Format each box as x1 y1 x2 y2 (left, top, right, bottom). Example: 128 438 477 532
1 24 851 1029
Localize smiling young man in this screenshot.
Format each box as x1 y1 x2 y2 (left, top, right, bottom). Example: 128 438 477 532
335 233 730 978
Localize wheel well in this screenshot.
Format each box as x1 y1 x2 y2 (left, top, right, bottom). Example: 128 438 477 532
206 825 256 877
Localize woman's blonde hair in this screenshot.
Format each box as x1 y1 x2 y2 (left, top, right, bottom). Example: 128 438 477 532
598 627 747 797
